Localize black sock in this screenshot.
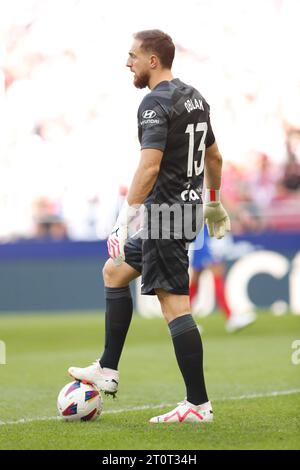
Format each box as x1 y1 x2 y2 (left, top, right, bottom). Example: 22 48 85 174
169 314 208 405
99 286 133 370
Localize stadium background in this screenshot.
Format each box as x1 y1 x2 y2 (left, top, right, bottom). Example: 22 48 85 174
0 0 299 314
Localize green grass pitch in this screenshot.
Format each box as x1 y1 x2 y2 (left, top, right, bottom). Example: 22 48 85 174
0 311 299 450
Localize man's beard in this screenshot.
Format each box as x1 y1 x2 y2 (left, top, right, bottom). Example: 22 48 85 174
134 71 150 89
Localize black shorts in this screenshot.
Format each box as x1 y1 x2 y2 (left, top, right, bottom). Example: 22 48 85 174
124 236 189 296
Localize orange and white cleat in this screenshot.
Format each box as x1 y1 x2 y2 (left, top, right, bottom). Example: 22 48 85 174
149 400 213 424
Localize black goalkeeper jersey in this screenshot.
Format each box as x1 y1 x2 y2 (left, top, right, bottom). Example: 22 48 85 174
138 78 215 208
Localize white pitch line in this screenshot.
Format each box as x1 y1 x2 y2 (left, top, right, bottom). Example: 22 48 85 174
0 416 61 426
216 388 300 401
0 388 299 427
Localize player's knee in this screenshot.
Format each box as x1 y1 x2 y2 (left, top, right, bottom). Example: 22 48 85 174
158 299 166 317
102 259 116 286
156 291 172 322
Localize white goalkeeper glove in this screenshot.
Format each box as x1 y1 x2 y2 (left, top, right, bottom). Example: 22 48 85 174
204 189 231 239
107 201 138 266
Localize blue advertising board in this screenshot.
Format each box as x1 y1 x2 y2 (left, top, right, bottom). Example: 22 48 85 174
0 232 299 313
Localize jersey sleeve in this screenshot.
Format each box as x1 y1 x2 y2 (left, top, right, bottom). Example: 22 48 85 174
206 106 216 148
138 94 169 151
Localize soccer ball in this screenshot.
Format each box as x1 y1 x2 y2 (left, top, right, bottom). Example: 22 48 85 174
57 381 103 422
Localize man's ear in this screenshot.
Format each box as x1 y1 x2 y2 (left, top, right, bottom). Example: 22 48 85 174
150 54 158 69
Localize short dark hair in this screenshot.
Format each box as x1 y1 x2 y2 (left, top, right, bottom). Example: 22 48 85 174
133 29 175 69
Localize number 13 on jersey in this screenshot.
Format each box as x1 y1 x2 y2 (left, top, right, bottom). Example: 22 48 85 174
185 122 208 177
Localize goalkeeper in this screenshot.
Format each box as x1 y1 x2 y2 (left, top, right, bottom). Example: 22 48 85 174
68 29 230 424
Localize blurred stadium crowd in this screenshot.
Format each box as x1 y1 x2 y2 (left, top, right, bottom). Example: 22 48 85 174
0 0 299 242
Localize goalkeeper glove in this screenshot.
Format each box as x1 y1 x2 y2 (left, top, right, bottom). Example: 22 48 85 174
107 201 138 266
204 189 231 239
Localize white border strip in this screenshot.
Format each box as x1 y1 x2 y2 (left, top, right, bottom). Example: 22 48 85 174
0 388 299 426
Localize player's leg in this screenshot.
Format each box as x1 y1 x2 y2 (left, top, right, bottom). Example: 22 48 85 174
156 290 210 406
99 259 140 371
150 289 213 423
68 239 142 395
140 238 212 423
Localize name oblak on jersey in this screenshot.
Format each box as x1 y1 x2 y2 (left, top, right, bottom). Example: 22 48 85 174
140 97 205 126
184 98 204 113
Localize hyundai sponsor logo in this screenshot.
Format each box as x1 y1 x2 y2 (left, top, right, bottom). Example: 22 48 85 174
142 110 157 119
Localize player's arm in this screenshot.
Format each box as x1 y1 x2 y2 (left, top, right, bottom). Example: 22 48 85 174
108 95 167 265
204 142 231 239
127 148 163 205
204 142 222 189
107 148 163 265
